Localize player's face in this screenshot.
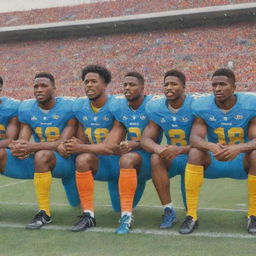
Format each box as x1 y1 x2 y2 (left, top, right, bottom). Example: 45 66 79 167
83 72 106 101
123 76 144 102
164 76 185 101
212 76 235 103
34 77 55 104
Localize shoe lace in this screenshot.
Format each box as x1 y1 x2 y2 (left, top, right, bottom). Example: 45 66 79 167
183 216 193 225
33 211 45 221
119 215 132 226
162 209 173 222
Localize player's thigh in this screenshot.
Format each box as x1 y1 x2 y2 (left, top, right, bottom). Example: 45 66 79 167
94 155 120 181
2 149 34 179
204 153 247 179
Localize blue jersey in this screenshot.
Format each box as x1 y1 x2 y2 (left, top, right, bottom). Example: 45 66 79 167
73 96 115 144
192 93 256 144
18 97 75 142
146 95 195 146
110 95 152 141
0 97 20 140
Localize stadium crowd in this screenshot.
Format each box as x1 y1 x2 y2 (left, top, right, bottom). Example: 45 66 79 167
0 22 255 99
0 0 254 27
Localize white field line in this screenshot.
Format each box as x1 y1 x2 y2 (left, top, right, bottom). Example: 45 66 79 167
0 201 247 212
0 180 29 189
0 222 255 239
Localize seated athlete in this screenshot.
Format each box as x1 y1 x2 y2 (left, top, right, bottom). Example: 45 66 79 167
10 72 80 229
179 68 256 235
107 71 153 234
141 70 194 229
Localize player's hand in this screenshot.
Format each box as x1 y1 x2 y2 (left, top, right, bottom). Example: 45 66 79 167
119 140 138 155
158 145 181 160
207 142 223 155
64 137 83 154
9 139 30 157
214 144 241 161
57 142 70 158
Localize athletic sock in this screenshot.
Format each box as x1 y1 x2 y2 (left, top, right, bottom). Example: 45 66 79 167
185 163 204 220
248 174 256 217
163 203 173 210
34 171 52 216
76 170 94 213
119 168 137 214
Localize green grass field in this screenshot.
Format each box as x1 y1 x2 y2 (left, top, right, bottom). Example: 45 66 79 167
0 175 255 256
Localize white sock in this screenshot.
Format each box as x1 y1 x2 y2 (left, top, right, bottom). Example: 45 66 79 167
121 211 132 218
163 203 173 210
84 210 94 218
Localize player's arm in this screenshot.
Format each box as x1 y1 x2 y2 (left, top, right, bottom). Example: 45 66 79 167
215 116 256 161
0 117 20 148
141 120 164 154
190 117 221 154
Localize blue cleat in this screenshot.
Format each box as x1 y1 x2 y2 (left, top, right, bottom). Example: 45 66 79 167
115 215 132 234
160 207 176 229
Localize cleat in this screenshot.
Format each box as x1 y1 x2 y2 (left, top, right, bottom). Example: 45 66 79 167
179 216 198 234
26 210 52 230
71 212 96 232
115 215 132 234
247 215 256 234
160 207 176 229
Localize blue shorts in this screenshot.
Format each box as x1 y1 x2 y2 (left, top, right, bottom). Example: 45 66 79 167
94 155 120 181
168 154 187 178
204 152 247 180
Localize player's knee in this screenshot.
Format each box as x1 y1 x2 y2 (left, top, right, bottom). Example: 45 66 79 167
247 150 256 174
119 152 141 169
188 148 207 165
0 149 7 173
34 150 56 171
76 153 98 171
150 153 162 167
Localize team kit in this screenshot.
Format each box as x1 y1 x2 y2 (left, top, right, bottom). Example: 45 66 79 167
0 65 256 235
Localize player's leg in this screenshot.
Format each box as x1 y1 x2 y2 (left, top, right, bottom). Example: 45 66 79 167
151 153 176 229
245 150 256 234
26 150 56 229
179 148 210 234
71 153 98 232
115 152 141 234
51 152 80 207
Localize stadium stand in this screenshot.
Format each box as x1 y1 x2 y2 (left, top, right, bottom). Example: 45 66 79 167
0 1 255 99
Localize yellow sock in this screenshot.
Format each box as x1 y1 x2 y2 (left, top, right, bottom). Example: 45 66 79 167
248 174 256 217
185 163 204 220
34 172 52 216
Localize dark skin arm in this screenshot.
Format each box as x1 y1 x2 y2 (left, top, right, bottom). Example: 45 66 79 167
0 117 20 149
141 120 189 160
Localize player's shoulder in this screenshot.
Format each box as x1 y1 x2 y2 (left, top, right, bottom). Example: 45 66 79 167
146 95 165 111
1 97 21 109
109 95 126 112
73 96 89 111
236 92 256 110
19 98 36 111
191 93 213 111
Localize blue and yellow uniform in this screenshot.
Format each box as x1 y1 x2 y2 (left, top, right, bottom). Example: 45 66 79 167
9 97 79 206
73 95 120 181
192 92 256 179
108 95 153 211
145 94 195 205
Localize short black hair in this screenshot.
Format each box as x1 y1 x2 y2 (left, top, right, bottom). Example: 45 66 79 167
212 68 236 84
34 72 55 86
164 70 186 85
81 65 111 84
124 71 144 85
0 76 3 87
